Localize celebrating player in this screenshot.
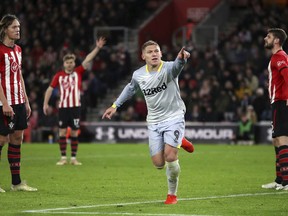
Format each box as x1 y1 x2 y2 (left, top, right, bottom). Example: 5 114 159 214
102 40 193 204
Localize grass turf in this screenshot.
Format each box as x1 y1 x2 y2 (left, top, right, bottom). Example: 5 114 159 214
0 143 288 216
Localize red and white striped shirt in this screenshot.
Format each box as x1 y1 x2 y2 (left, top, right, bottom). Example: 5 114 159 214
0 43 25 106
50 65 85 108
268 50 288 104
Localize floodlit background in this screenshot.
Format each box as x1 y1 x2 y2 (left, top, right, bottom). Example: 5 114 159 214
1 0 286 144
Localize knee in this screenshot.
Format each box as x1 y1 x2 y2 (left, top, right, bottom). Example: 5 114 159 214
0 139 6 146
0 136 8 145
164 145 178 162
164 153 178 163
154 164 165 169
151 152 165 169
10 135 23 144
152 160 165 169
59 131 66 137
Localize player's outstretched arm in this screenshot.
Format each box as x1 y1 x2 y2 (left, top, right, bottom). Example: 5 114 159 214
102 106 117 120
171 47 191 78
177 47 190 60
102 82 136 120
82 36 106 69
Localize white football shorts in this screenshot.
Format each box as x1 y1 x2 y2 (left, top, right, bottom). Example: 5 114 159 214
147 117 185 156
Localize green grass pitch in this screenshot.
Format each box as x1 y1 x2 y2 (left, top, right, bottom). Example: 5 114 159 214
0 143 288 216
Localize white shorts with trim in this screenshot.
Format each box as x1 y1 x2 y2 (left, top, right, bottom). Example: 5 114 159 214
147 117 185 156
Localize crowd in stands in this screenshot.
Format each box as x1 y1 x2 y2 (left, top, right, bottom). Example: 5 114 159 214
115 0 288 125
1 0 166 141
1 0 288 142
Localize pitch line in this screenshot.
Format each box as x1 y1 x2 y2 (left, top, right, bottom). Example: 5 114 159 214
23 191 287 214
29 212 214 216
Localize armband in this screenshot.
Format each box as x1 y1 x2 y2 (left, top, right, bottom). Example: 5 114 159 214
111 103 117 109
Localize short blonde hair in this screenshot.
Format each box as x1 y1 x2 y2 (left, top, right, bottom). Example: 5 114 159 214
63 53 76 62
141 40 159 51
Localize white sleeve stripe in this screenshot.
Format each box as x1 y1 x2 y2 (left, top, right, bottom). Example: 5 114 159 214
4 53 11 103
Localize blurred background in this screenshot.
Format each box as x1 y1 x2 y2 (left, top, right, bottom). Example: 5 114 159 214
2 0 288 143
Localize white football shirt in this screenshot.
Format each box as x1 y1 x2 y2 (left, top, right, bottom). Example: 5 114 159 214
114 58 186 123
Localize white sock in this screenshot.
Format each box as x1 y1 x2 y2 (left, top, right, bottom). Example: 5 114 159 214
166 160 180 195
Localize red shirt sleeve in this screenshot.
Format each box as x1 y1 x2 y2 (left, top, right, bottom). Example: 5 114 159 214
75 65 85 75
281 67 288 84
50 72 60 88
273 53 288 84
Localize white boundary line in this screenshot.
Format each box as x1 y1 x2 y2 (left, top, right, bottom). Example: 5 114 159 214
26 212 214 216
23 191 287 215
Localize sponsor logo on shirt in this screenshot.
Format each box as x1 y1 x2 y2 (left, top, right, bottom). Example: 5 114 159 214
277 60 286 67
61 80 76 90
11 62 20 73
142 82 167 96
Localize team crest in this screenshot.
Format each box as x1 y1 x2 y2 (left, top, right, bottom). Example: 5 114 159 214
74 119 80 127
8 121 14 129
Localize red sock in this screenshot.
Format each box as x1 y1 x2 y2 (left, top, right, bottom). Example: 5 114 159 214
279 145 288 185
275 147 282 183
8 143 21 185
59 136 67 157
71 137 79 157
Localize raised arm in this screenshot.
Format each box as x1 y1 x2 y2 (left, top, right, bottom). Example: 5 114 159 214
82 36 106 69
171 47 190 78
177 47 190 60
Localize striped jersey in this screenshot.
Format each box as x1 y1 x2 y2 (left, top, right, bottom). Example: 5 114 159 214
50 65 85 108
268 50 288 104
114 59 186 123
0 43 25 106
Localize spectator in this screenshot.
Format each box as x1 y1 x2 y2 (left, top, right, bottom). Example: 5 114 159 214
252 87 267 121
134 96 147 121
232 111 255 145
245 67 259 93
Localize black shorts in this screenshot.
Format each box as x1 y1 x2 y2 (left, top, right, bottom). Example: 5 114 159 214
0 103 28 136
271 100 288 138
58 107 81 130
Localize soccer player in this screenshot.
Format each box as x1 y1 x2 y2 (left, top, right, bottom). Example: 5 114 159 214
43 37 106 166
102 40 193 204
0 14 37 192
261 28 288 190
